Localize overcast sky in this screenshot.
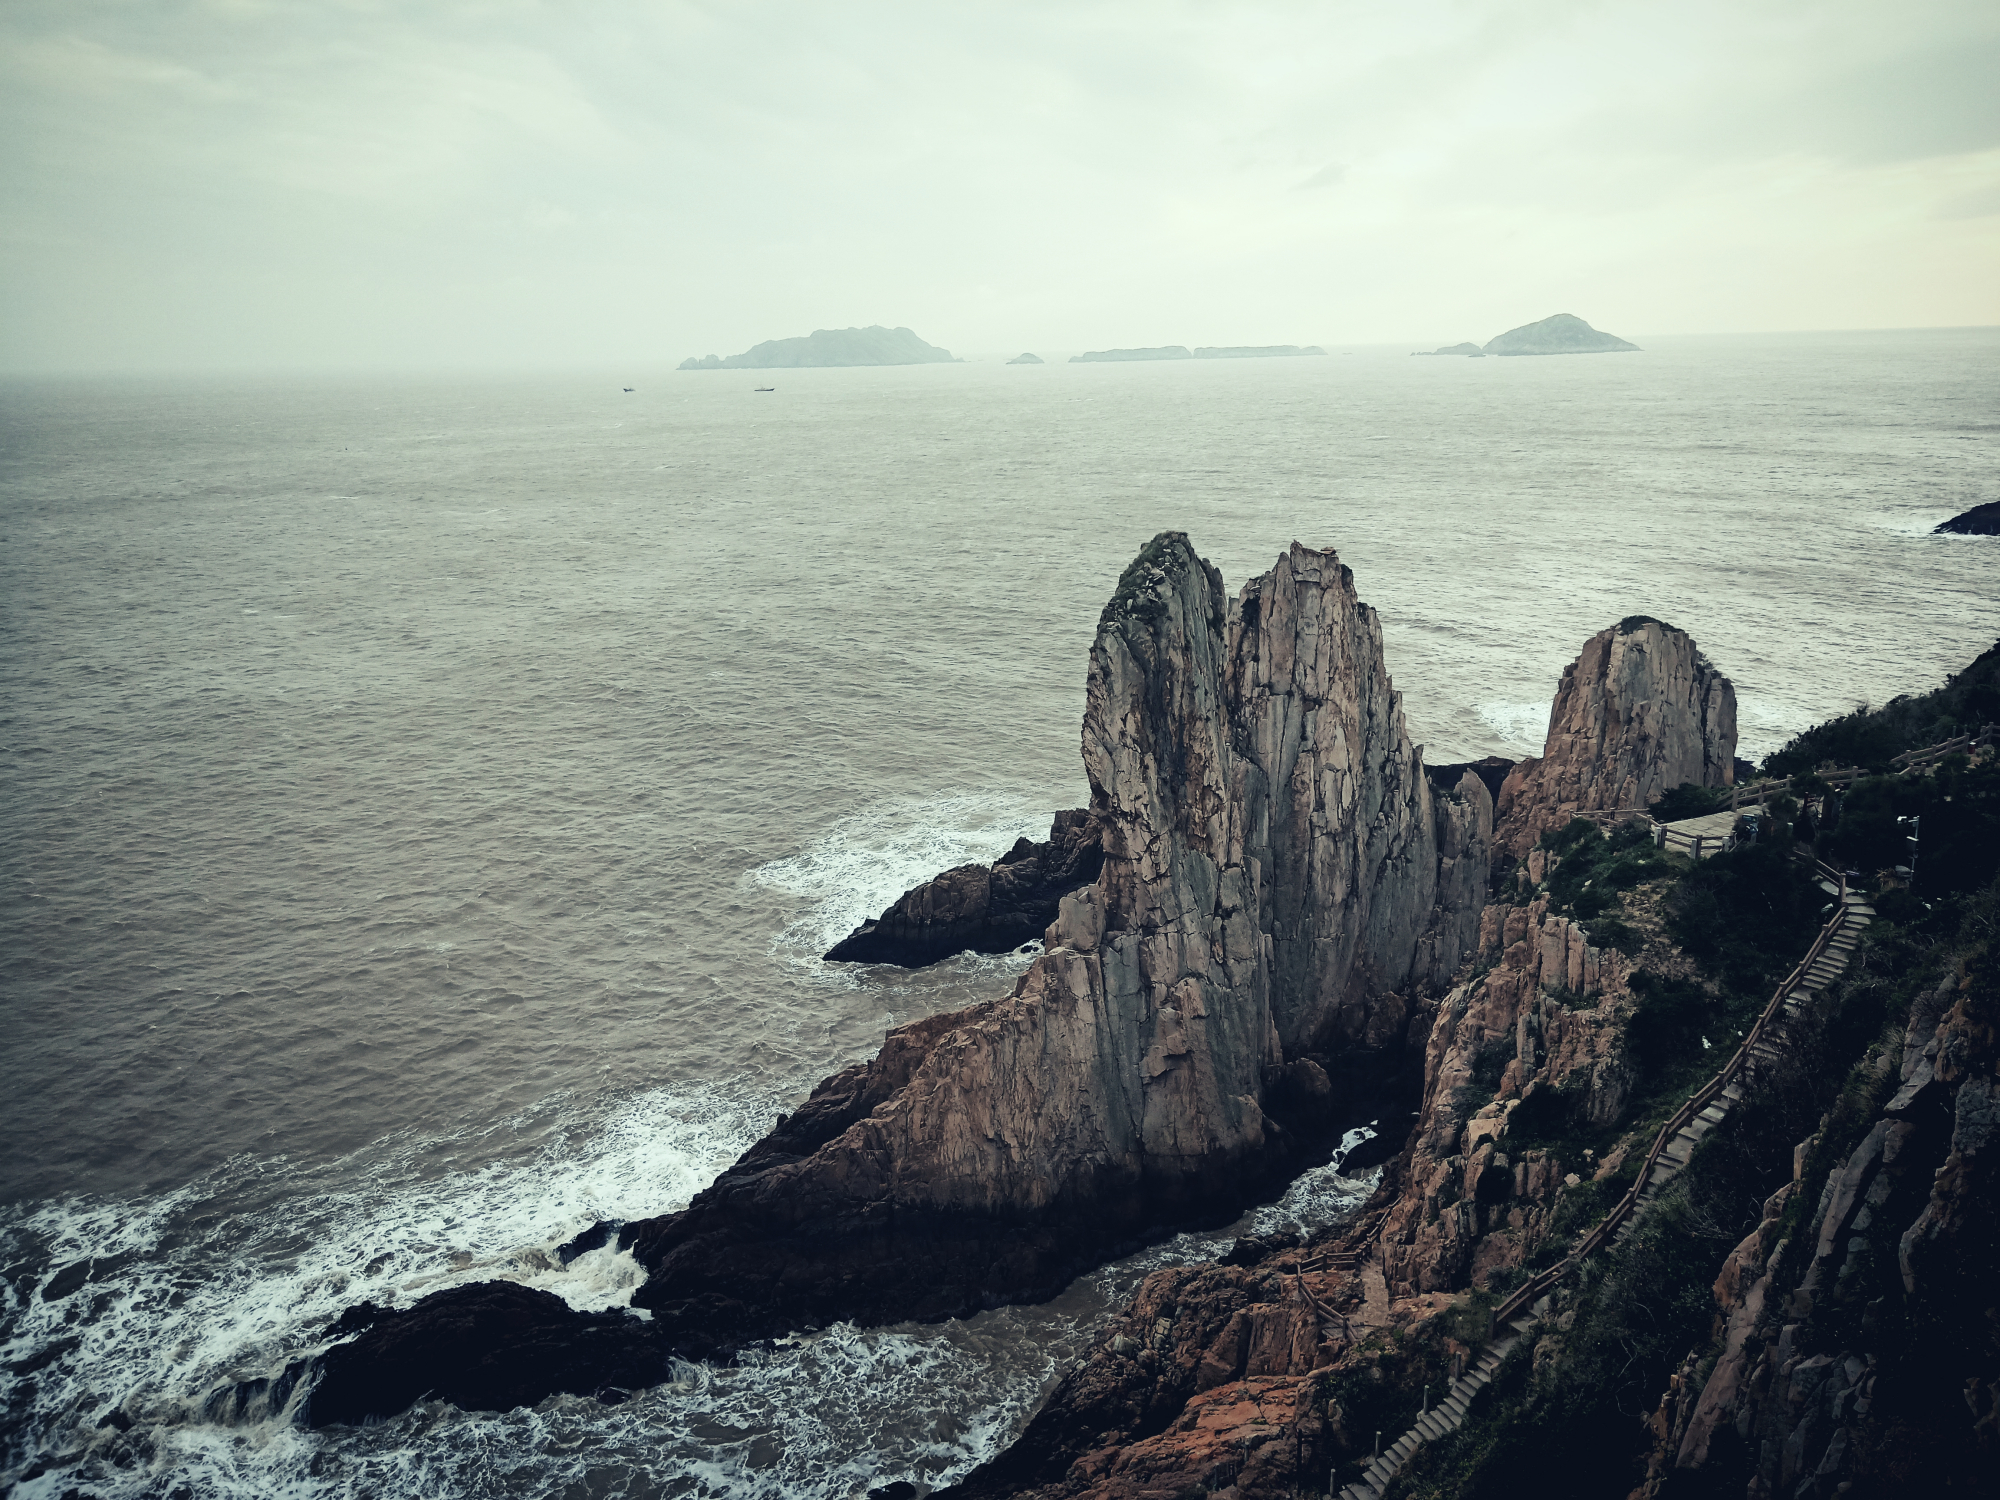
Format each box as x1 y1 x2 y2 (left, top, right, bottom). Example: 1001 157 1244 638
3 0 1996 373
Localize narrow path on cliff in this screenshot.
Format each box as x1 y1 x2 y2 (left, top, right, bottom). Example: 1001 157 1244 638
1336 857 1874 1500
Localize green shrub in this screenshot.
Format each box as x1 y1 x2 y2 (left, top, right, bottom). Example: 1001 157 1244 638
1649 782 1729 821
1761 639 2000 778
1583 915 1644 956
1663 842 1822 995
1822 760 2000 898
1625 972 1710 1080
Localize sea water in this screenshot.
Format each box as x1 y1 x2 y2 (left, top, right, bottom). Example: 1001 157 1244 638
2 330 1995 1496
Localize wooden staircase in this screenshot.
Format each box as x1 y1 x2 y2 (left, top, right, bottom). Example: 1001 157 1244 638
1336 1310 1542 1500
1332 856 1873 1500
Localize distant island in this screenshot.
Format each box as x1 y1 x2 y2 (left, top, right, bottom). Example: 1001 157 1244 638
1007 353 1044 365
677 325 959 370
1069 344 1326 363
1482 313 1638 356
1412 315 1639 359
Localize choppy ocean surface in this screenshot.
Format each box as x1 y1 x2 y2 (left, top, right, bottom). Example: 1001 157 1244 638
2 329 1995 1496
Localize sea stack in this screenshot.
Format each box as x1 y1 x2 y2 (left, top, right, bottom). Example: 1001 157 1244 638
623 534 1490 1342
300 534 1495 1419
1492 617 1735 862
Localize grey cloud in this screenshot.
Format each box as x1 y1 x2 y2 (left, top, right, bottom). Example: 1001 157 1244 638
0 0 1993 372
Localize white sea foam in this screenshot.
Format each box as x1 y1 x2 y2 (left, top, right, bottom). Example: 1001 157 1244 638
753 787 1068 968
1246 1124 1380 1237
1859 509 1966 538
0 1080 778 1496
1475 700 1550 754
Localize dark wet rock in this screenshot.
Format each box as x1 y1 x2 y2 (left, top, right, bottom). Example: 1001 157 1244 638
305 1281 670 1427
556 1219 622 1265
1216 1231 1301 1269
1934 500 2000 535
824 810 1103 966
320 1301 390 1340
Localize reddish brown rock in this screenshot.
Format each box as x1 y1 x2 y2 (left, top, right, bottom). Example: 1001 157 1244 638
1493 618 1736 863
1378 892 1641 1297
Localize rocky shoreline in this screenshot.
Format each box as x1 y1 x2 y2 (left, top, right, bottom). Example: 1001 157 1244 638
277 536 1998 1499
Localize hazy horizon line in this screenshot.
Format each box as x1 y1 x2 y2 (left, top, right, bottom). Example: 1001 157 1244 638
3 322 1997 385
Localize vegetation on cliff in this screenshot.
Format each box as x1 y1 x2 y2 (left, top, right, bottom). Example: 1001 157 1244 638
1381 754 2000 1498
1761 639 1998 777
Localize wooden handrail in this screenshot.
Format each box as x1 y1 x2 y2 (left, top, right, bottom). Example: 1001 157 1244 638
1491 855 1851 1327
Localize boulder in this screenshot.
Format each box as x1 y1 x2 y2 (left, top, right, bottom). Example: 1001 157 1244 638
304 1282 669 1427
824 811 1103 965
1934 500 2000 536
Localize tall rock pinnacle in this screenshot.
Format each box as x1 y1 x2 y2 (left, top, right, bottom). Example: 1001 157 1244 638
1492 616 1736 862
619 534 1489 1343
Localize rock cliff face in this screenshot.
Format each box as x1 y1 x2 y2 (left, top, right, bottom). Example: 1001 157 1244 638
1377 894 1642 1298
622 534 1490 1344
825 810 1103 966
1636 960 2000 1497
1493 618 1736 862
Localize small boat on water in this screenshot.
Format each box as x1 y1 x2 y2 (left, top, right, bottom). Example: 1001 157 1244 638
622 387 634 392
754 386 775 393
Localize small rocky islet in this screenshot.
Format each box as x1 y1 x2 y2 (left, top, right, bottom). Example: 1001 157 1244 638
237 533 1996 1499
1415 312 1640 357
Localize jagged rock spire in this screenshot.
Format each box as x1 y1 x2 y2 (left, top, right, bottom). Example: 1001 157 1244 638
1493 617 1736 862
616 533 1490 1340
